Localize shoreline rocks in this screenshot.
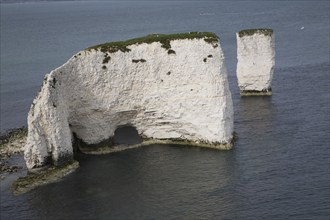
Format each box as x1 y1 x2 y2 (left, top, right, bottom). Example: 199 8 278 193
0 128 27 178
236 28 275 96
0 127 27 155
12 161 79 195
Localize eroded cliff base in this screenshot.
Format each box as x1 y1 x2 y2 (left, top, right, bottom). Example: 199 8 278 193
77 137 235 155
240 89 272 96
74 124 236 155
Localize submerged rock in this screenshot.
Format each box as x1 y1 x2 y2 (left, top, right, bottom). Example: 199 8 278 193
0 127 27 155
0 128 27 180
236 29 275 96
12 161 79 195
24 32 234 170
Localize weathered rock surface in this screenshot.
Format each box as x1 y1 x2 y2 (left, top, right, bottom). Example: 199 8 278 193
24 32 234 170
236 29 275 96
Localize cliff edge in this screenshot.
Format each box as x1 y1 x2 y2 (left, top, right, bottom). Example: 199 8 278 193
24 32 234 170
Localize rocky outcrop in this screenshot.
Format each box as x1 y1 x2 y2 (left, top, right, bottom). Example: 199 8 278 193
236 29 275 96
0 128 26 179
24 32 234 170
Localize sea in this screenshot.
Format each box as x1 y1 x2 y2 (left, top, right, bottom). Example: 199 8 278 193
0 0 329 219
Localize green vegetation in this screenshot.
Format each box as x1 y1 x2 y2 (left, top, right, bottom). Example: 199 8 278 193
238 28 273 37
87 32 219 53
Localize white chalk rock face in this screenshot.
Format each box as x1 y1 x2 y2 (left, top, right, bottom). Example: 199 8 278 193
24 33 234 170
236 29 275 95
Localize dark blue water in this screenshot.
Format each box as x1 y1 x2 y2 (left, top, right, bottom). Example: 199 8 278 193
1 1 329 219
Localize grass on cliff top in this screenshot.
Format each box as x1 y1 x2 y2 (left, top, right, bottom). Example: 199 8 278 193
86 32 219 53
238 28 273 37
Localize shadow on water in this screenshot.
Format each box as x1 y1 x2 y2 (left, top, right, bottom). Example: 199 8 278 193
235 96 276 143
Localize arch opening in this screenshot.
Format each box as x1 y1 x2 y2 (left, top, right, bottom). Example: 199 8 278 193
113 125 142 146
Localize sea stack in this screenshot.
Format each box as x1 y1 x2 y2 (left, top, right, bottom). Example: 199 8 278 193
24 32 234 170
236 28 275 96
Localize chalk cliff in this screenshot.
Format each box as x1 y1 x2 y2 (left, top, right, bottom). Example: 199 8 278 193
236 29 275 96
24 32 234 170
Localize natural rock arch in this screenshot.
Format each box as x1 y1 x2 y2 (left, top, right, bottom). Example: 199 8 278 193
24 32 234 170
